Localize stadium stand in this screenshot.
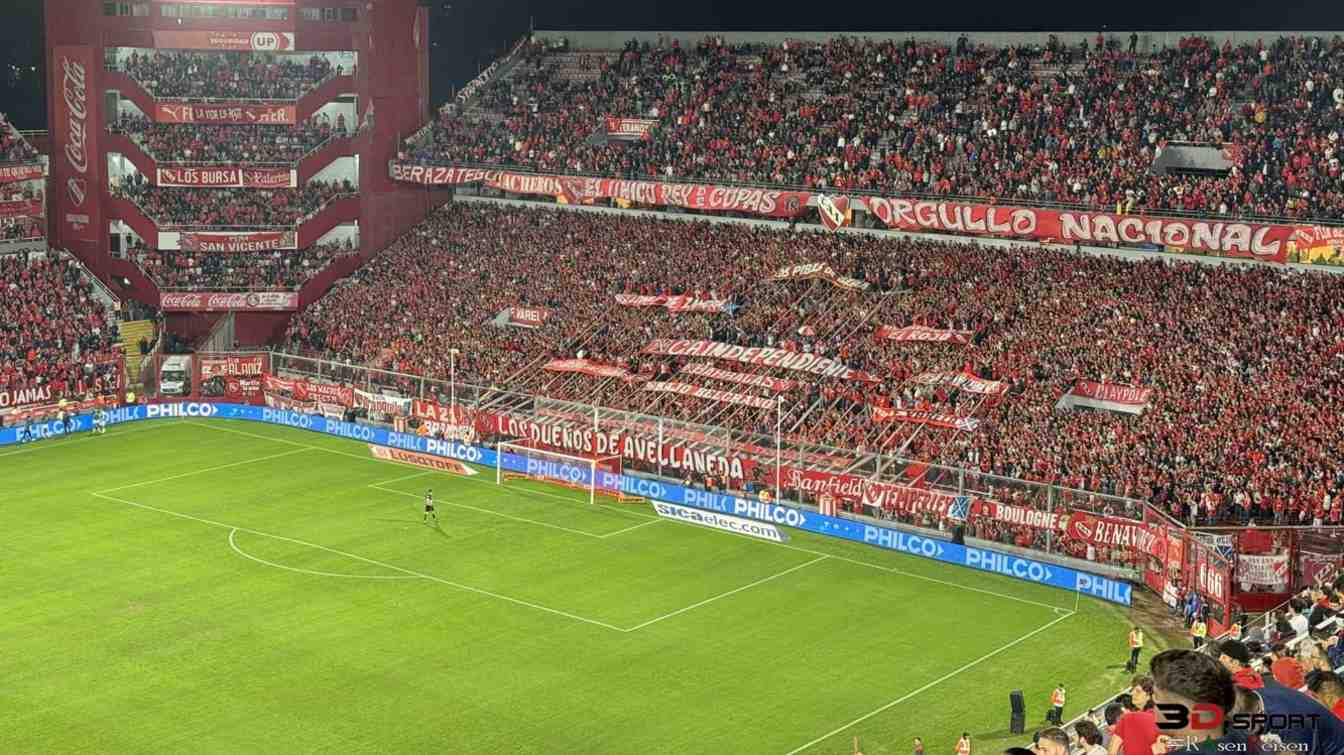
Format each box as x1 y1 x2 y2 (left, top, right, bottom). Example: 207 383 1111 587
113 174 354 228
114 112 349 164
0 254 122 401
407 35 1344 221
131 238 357 291
284 201 1344 527
0 112 39 163
119 50 341 101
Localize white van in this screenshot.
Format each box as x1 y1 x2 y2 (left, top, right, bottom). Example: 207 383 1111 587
159 355 193 396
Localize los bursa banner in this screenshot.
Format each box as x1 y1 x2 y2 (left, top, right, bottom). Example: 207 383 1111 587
3 402 1132 606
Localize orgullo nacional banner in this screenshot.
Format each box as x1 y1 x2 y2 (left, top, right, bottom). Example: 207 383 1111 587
154 102 297 126
614 294 732 313
643 380 777 411
861 196 1294 263
604 116 657 141
641 339 879 383
151 30 297 53
543 358 648 383
160 291 299 312
179 231 298 253
157 167 296 189
0 199 44 220
0 163 44 184
388 164 811 219
771 262 868 291
876 325 973 345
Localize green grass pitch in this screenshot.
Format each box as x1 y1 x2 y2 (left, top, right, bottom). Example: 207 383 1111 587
2 418 1158 754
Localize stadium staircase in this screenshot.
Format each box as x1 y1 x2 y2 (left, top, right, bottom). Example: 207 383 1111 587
118 320 156 388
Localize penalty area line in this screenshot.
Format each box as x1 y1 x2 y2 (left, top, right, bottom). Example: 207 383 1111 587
783 610 1075 754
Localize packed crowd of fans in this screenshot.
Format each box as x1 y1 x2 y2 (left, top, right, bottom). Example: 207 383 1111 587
286 202 1344 526
0 255 122 403
115 111 349 164
131 238 357 291
410 34 1344 220
120 50 340 101
0 113 38 163
113 174 355 228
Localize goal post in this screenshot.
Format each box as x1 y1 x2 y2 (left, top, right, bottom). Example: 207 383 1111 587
495 440 631 504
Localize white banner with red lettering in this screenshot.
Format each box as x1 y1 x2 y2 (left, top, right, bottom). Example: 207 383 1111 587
156 167 296 189
499 306 549 329
263 393 315 412
912 370 1006 396
644 381 776 410
542 358 648 383
353 389 411 417
771 263 868 291
389 165 812 219
680 362 795 393
1238 553 1290 588
870 406 980 432
876 325 973 345
178 231 298 253
1056 380 1153 415
614 294 732 313
641 339 878 383
0 163 44 184
604 116 657 141
860 196 1294 263
160 291 299 312
150 29 296 53
154 102 297 125
411 399 478 443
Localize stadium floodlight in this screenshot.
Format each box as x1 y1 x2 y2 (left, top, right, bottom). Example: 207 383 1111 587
496 440 628 505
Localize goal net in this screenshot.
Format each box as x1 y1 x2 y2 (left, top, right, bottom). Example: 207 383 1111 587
495 441 637 504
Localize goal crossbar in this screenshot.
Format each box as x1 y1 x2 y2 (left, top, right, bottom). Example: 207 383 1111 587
496 441 633 505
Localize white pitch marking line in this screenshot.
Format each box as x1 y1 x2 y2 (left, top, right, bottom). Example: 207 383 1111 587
369 484 611 539
783 610 1075 754
373 470 437 487
94 448 311 494
599 518 663 538
623 555 830 633
0 421 177 458
187 421 1079 613
228 528 421 581
89 490 629 633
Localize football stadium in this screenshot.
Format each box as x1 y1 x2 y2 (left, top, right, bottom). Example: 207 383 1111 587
4 1 1344 753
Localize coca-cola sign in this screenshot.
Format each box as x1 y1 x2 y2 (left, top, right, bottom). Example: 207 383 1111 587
53 46 97 244
160 291 299 312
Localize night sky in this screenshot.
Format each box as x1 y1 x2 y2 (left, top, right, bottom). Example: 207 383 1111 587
2 0 1343 129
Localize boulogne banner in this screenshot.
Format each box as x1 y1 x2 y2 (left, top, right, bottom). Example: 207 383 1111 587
154 102 297 126
389 164 812 219
861 196 1294 263
641 339 880 383
156 167 297 189
643 380 777 411
160 291 299 312
179 231 298 253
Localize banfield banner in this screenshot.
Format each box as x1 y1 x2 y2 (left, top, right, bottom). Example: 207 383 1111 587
179 231 298 253
155 103 297 126
157 167 296 189
160 291 299 312
151 30 296 52
52 45 99 244
860 197 1293 263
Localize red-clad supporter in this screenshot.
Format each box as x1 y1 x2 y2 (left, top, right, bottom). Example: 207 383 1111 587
131 238 357 291
0 255 121 401
408 35 1344 220
287 202 1344 526
115 112 347 164
121 51 337 101
112 174 354 228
